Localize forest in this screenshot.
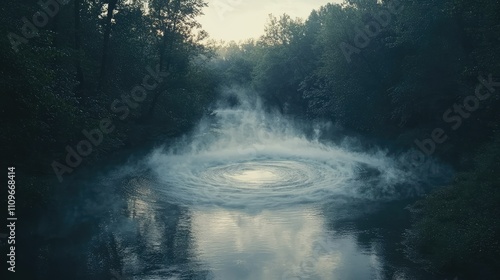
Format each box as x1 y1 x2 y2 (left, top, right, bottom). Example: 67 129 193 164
1 0 499 279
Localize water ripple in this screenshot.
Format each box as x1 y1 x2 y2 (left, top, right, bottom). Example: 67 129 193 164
147 147 410 209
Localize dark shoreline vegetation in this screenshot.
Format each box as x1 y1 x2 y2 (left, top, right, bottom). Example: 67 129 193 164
1 0 499 279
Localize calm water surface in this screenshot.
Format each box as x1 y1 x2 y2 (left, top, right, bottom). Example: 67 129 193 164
24 108 447 279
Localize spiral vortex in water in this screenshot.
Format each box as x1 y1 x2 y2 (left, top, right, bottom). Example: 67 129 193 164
147 145 409 208
142 108 425 208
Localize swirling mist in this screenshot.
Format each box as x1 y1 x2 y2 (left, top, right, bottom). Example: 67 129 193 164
145 88 444 209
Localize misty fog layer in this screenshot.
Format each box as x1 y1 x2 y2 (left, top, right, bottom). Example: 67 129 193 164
93 89 450 279
5 0 499 278
146 90 436 209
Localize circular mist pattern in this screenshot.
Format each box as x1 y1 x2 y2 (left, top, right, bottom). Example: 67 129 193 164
201 161 315 189
146 146 409 208
144 107 426 208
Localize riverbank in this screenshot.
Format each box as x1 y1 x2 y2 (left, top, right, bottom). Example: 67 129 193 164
404 134 500 279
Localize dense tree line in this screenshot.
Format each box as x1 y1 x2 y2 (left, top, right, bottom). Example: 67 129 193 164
0 1 220 249
1 0 499 278
1 0 218 175
212 0 500 277
215 0 499 156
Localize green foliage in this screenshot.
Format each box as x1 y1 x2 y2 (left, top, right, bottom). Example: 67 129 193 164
213 41 257 86
1 0 499 277
219 0 499 147
406 135 500 276
0 22 86 170
214 2 500 276
1 0 217 174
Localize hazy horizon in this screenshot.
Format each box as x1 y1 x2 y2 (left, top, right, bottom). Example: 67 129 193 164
198 0 340 42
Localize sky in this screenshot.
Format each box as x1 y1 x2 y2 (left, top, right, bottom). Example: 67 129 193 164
198 0 341 42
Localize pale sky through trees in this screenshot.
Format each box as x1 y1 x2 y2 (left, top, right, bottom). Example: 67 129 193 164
198 0 341 42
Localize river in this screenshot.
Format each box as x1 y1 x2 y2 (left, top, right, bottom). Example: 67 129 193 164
24 101 450 280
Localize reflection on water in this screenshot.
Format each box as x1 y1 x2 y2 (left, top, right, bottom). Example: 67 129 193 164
23 104 449 279
103 105 439 279
113 176 407 280
189 207 381 280
227 168 280 186
25 170 438 280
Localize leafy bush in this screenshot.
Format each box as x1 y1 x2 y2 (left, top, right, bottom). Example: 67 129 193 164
406 135 500 277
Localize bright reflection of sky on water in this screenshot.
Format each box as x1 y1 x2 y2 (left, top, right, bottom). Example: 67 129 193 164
111 92 440 279
190 207 382 280
121 177 385 279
